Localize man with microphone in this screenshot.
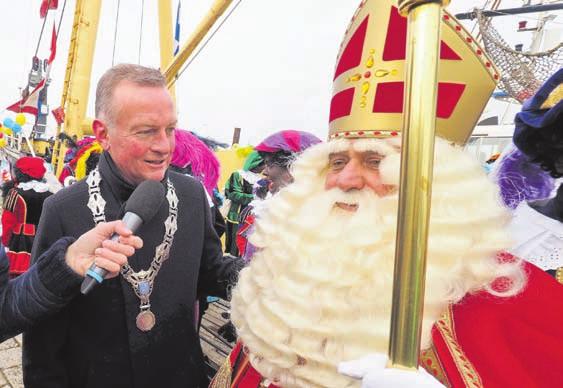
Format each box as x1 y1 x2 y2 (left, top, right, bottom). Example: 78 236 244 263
23 64 243 388
0 220 142 341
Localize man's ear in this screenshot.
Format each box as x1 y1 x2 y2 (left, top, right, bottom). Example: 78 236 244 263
92 119 110 150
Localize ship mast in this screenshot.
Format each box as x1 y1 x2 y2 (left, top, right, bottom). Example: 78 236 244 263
158 0 177 102
51 0 235 175
51 0 101 176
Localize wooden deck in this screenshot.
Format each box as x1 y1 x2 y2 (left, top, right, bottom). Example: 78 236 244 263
199 299 235 374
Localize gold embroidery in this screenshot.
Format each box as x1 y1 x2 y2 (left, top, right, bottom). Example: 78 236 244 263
435 306 483 388
3 189 18 212
210 356 233 388
556 267 563 285
421 344 450 387
540 84 562 110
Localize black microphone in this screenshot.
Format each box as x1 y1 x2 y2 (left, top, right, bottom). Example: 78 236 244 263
80 180 166 295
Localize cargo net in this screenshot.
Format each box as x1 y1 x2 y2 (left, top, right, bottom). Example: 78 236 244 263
476 8 563 102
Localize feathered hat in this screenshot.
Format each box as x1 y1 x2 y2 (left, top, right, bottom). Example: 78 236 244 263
171 129 221 195
492 144 555 209
512 68 563 175
255 130 322 167
15 156 46 180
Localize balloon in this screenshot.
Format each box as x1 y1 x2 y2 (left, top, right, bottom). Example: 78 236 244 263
11 124 22 134
2 118 14 129
2 128 12 136
15 113 26 126
0 138 6 148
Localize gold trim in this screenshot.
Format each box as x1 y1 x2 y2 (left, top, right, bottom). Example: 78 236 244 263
436 306 483 387
441 12 499 82
209 356 233 388
398 0 451 15
329 129 400 139
3 190 18 212
555 267 563 285
12 223 36 237
540 84 562 110
420 344 450 387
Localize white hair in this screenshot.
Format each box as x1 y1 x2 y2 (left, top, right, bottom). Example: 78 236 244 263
231 137 525 388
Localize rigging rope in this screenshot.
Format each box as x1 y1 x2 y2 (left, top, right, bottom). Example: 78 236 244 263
470 0 494 36
56 0 68 37
138 0 145 65
112 0 121 66
34 0 54 56
27 0 66 90
473 0 502 43
476 8 563 102
171 0 243 87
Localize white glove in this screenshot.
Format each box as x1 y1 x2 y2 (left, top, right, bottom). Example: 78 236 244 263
338 353 444 388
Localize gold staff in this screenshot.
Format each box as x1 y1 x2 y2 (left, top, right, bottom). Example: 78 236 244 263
388 0 451 369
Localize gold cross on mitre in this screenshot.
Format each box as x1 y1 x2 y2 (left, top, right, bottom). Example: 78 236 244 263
329 0 500 145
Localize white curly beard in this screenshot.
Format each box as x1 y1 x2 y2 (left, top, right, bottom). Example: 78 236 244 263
231 138 522 388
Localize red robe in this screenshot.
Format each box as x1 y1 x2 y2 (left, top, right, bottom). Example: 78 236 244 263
1 186 52 275
210 261 563 388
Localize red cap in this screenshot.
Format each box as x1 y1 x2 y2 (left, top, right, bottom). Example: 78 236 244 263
15 157 46 180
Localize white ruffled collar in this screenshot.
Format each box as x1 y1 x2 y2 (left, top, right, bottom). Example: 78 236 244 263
509 201 563 270
18 180 52 193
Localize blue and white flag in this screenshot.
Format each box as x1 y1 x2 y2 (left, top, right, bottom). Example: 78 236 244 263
174 1 181 55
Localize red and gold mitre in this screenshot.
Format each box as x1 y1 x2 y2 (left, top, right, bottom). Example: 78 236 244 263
329 0 500 145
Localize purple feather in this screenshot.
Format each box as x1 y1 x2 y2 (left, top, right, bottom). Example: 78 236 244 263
494 147 555 209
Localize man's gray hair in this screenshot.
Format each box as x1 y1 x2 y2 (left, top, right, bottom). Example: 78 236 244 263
95 63 166 124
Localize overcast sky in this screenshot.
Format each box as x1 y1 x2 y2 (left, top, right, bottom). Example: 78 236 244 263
1 0 561 145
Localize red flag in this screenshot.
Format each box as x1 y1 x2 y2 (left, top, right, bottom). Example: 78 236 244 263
48 24 57 65
51 106 65 125
40 0 58 19
6 79 46 116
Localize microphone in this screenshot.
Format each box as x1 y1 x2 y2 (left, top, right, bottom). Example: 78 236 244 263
80 180 166 295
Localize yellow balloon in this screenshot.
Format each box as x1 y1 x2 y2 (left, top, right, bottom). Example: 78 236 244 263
3 128 12 136
0 138 7 148
15 113 26 126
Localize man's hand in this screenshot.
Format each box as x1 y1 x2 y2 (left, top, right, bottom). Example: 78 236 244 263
64 221 143 278
338 353 444 388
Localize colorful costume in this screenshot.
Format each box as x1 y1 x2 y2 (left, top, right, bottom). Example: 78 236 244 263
58 137 102 185
236 179 270 262
1 157 53 276
224 151 264 256
212 1 561 387
212 260 563 388
507 69 563 281
492 145 555 210
236 131 321 261
171 129 221 197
